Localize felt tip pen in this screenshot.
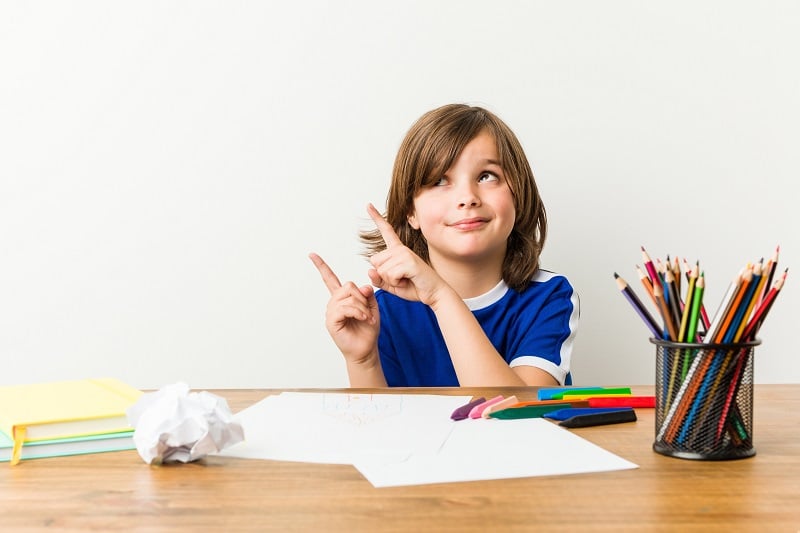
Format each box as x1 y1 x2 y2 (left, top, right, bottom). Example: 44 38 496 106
559 409 637 428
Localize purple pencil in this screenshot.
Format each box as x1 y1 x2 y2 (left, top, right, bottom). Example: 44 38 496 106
615 273 664 338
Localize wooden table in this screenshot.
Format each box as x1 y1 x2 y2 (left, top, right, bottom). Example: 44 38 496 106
1 385 798 531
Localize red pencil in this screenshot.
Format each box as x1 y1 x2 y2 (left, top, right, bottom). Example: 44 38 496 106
641 246 660 287
741 269 787 341
758 245 780 305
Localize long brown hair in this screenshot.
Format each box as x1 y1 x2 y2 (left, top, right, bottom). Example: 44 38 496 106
361 104 547 291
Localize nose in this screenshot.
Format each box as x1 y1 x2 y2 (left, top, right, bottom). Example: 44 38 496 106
457 183 481 209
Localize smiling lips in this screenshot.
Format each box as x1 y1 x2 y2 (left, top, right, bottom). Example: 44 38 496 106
449 217 488 231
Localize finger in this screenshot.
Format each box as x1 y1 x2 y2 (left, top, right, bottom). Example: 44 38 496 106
367 203 404 248
309 252 342 293
331 303 371 324
329 285 373 322
367 268 385 289
358 284 375 299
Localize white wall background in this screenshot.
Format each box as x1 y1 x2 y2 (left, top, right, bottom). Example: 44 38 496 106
1 1 798 389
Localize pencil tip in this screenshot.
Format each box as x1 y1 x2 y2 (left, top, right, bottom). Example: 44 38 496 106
613 272 619 278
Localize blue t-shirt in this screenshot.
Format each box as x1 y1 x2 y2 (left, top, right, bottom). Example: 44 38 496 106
375 270 579 387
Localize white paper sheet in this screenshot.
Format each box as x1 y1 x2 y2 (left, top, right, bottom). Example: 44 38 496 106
218 392 470 464
353 418 639 487
217 392 639 487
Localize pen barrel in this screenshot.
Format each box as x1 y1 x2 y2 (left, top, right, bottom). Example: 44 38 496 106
650 337 760 460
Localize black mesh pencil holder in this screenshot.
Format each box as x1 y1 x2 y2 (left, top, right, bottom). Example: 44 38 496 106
651 337 760 460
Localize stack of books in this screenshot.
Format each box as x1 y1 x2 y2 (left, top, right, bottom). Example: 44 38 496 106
0 377 142 465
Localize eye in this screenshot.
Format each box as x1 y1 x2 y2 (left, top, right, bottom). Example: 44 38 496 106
431 176 449 187
478 172 499 183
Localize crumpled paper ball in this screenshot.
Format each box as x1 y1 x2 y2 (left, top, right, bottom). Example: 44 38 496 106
127 382 245 464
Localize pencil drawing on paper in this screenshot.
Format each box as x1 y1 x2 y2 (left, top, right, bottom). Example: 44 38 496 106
322 394 403 425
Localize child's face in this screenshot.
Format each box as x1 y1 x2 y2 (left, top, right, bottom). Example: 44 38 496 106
408 131 515 268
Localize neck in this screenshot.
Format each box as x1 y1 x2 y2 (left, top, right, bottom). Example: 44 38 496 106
429 255 504 299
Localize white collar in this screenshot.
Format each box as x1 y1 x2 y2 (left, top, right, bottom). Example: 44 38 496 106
463 279 509 311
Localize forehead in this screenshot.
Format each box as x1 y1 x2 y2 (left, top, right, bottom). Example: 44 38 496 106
455 130 500 163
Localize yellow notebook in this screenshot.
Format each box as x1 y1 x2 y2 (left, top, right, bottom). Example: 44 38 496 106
0 378 142 465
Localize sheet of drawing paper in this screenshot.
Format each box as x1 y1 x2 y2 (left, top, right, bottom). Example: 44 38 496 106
217 392 470 464
353 418 638 487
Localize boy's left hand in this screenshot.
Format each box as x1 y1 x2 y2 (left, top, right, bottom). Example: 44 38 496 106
366 203 445 307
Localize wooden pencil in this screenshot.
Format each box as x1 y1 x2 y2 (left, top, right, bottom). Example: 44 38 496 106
664 268 683 334
678 268 698 342
635 264 659 311
641 246 660 286
654 282 678 341
758 245 780 305
615 273 663 338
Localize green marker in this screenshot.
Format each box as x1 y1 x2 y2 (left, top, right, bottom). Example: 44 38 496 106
488 403 572 420
554 387 632 399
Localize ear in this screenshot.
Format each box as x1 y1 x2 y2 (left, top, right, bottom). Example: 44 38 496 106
407 212 420 230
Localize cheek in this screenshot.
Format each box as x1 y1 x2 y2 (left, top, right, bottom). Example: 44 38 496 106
409 197 438 231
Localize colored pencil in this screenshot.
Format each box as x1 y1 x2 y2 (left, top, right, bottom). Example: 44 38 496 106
614 273 663 338
653 282 678 341
677 268 698 342
714 271 787 442
680 273 705 381
671 256 682 294
664 268 683 333
742 269 787 340
635 264 658 311
641 246 660 287
758 245 780 305
733 260 767 341
703 270 741 343
618 249 788 452
685 260 711 331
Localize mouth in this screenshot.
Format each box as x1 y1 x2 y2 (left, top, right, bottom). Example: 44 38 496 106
449 217 489 231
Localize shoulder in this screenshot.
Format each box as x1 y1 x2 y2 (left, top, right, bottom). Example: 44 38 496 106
530 269 573 286
513 270 579 310
522 269 576 296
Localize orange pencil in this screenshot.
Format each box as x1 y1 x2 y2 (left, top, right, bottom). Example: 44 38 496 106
635 264 658 311
733 260 767 341
703 269 743 342
713 265 753 343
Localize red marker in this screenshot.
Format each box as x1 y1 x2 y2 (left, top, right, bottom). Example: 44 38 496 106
588 396 656 408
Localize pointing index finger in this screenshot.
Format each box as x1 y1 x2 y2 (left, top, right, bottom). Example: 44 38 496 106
367 203 403 248
309 252 342 294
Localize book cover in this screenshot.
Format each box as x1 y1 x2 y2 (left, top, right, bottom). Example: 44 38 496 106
0 377 142 465
0 429 135 462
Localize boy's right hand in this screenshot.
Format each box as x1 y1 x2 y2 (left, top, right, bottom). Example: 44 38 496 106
309 252 380 365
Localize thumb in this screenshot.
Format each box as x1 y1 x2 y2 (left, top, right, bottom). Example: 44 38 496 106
358 284 375 298
367 268 386 289
360 284 379 324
